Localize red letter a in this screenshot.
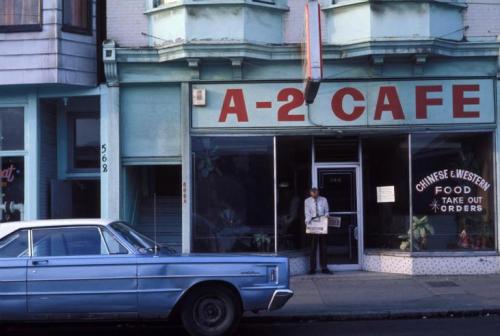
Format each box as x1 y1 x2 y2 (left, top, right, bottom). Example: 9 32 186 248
219 89 249 122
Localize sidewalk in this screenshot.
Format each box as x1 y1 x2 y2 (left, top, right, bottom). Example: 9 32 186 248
245 272 500 321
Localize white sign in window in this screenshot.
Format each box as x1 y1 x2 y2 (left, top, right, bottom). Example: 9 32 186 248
377 186 395 203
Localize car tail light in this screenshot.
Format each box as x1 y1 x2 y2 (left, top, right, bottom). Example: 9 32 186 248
268 266 278 284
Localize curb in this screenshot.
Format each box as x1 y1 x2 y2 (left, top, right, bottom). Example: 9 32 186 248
242 308 500 323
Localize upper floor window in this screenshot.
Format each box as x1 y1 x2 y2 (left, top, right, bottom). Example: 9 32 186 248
62 0 91 35
0 0 42 33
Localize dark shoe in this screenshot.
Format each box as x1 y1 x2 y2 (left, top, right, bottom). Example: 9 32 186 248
321 268 333 275
308 270 316 275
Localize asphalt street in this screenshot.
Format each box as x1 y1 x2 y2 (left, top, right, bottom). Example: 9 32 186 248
3 315 500 336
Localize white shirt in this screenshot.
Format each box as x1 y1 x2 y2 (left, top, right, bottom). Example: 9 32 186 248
304 196 330 224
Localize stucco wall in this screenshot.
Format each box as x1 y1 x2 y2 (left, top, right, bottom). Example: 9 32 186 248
106 0 148 47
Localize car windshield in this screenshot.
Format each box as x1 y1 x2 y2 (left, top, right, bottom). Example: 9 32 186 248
110 222 159 254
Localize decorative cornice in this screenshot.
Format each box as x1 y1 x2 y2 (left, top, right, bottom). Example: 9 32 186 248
103 40 119 87
321 0 468 11
113 39 500 64
187 58 200 80
144 0 289 14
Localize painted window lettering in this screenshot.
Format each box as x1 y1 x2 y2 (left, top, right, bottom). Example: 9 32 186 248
416 169 491 214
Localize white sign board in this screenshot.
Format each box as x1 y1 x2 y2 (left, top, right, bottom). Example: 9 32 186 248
192 80 495 129
377 186 396 203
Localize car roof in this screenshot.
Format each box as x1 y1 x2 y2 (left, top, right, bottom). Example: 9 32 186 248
0 219 114 239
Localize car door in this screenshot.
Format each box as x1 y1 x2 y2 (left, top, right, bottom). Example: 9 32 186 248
27 225 138 317
0 229 29 320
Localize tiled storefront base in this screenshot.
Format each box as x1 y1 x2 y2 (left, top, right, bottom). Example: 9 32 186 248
363 253 500 275
288 254 310 276
288 253 500 275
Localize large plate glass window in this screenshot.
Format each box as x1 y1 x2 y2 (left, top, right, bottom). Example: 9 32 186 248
62 0 91 35
192 137 275 253
0 108 25 223
411 133 494 251
362 135 410 250
0 0 41 32
277 137 311 251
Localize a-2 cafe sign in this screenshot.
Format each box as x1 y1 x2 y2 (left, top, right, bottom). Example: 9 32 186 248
192 79 495 128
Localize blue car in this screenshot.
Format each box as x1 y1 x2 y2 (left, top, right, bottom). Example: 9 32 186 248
0 219 293 336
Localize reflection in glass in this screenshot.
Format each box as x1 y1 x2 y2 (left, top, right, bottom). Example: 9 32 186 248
0 107 24 151
362 135 410 250
411 133 494 251
73 117 100 169
192 137 275 253
318 168 358 264
277 137 311 251
0 156 24 223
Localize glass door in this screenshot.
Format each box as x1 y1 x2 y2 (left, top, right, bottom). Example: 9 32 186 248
315 166 361 268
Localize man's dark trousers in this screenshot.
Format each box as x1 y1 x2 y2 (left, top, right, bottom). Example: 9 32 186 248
310 234 327 271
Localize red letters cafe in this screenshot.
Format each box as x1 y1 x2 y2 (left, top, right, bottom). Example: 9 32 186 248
189 78 497 275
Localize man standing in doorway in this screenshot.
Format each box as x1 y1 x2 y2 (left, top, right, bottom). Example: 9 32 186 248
305 187 332 275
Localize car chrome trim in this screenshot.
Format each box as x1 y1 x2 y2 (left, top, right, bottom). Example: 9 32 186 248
27 288 183 296
267 289 293 311
241 286 284 290
138 273 264 279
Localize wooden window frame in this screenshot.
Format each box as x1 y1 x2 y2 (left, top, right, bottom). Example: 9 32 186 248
0 0 42 33
62 0 92 36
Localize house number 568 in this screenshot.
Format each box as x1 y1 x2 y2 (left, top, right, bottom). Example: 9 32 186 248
101 144 108 173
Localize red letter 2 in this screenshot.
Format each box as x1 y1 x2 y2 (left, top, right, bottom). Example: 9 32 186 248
277 88 305 122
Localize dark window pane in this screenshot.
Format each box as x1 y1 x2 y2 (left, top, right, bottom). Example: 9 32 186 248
363 135 410 250
33 227 103 257
0 107 24 150
0 229 28 257
0 157 24 223
63 0 90 32
411 133 494 251
192 137 275 253
315 137 359 162
0 0 40 27
277 137 311 251
73 117 100 169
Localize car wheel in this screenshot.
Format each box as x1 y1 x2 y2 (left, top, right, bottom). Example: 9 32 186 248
181 285 242 336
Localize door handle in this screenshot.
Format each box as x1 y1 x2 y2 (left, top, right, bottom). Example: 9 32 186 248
32 260 49 266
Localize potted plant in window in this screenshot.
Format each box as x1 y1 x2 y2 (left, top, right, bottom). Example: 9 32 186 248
253 233 272 252
399 216 434 251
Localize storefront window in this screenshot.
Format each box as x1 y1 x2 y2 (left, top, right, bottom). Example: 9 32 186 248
192 137 275 253
0 107 24 151
277 137 311 251
0 156 24 222
363 135 410 250
411 133 494 251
